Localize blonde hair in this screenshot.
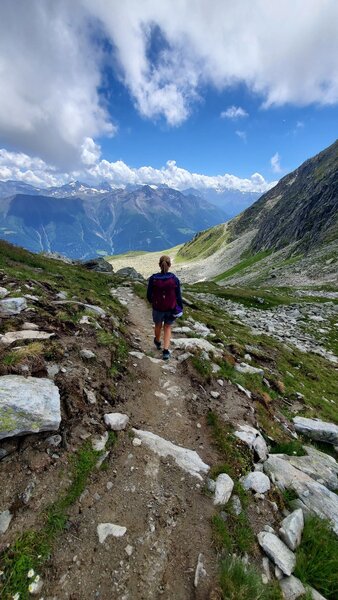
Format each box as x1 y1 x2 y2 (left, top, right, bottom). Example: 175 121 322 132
159 255 171 274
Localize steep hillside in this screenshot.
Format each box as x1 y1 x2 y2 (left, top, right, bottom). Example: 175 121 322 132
0 185 227 259
173 140 338 286
230 139 338 253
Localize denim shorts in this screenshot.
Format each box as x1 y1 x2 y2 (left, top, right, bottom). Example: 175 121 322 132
152 309 175 325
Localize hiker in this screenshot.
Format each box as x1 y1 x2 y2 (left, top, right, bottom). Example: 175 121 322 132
147 255 183 360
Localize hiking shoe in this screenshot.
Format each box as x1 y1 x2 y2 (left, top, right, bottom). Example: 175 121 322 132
154 337 161 350
162 349 170 361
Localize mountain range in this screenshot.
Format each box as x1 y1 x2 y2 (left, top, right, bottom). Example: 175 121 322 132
0 182 231 259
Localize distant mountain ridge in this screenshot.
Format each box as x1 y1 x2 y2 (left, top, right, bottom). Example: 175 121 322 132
0 183 228 259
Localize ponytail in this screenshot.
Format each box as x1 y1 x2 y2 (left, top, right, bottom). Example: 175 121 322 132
159 255 171 274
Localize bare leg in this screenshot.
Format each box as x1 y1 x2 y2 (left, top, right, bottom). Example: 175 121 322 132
163 324 171 350
154 322 162 342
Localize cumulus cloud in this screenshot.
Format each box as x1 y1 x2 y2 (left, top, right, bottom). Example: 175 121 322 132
221 106 249 119
271 152 282 173
0 0 337 164
0 148 276 193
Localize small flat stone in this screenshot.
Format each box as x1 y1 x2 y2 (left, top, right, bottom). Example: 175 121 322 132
92 432 109 451
0 287 9 298
210 391 220 399
21 322 39 330
129 351 145 359
0 509 12 533
80 349 96 359
97 523 127 543
0 330 54 346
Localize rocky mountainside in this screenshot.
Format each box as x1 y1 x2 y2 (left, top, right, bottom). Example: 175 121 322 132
0 184 227 259
0 240 337 599
171 140 338 286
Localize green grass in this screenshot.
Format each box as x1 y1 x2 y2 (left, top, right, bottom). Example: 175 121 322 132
270 440 306 456
212 504 255 556
206 412 252 479
191 355 213 381
294 516 338 599
213 250 272 282
182 294 338 423
218 557 283 600
0 240 125 323
0 438 117 599
176 223 229 262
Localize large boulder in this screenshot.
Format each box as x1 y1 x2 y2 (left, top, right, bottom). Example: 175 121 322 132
0 376 61 440
82 258 114 273
283 445 338 491
264 455 338 534
293 417 338 445
115 267 145 281
279 509 304 551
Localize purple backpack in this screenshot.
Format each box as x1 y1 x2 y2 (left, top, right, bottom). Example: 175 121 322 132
152 275 177 311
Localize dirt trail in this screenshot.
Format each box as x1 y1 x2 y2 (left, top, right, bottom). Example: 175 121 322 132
44 286 226 600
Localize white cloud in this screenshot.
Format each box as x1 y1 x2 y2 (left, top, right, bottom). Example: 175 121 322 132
81 138 102 166
270 152 282 173
221 106 249 119
235 130 247 142
0 0 337 164
0 147 276 193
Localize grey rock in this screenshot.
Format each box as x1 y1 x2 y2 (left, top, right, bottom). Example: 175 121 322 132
171 337 221 356
46 434 62 447
177 352 193 363
262 556 271 582
0 375 61 440
82 258 114 273
0 330 54 346
279 509 304 551
97 523 127 543
235 362 264 376
206 478 216 493
309 587 328 600
231 495 242 515
257 531 296 576
21 322 39 330
92 432 109 451
214 473 234 505
20 481 36 505
264 455 338 534
194 553 207 588
293 417 338 445
47 364 60 379
241 471 270 493
283 446 338 491
210 391 220 399
280 575 306 599
0 286 9 298
0 297 27 315
84 388 97 405
104 413 129 430
0 509 12 533
234 424 268 461
80 349 96 359
115 267 145 281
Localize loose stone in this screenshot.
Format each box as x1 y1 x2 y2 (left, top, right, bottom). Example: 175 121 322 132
97 523 127 543
214 473 234 505
279 509 304 551
241 471 270 493
257 531 296 576
104 413 129 431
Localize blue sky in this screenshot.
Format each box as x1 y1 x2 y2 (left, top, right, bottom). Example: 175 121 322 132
0 1 337 192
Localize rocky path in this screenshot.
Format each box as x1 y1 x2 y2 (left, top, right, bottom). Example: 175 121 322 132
43 286 222 599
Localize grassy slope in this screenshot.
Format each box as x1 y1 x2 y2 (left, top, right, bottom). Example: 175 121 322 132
175 223 229 262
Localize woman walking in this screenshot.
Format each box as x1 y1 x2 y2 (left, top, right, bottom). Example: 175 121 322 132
147 255 183 360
